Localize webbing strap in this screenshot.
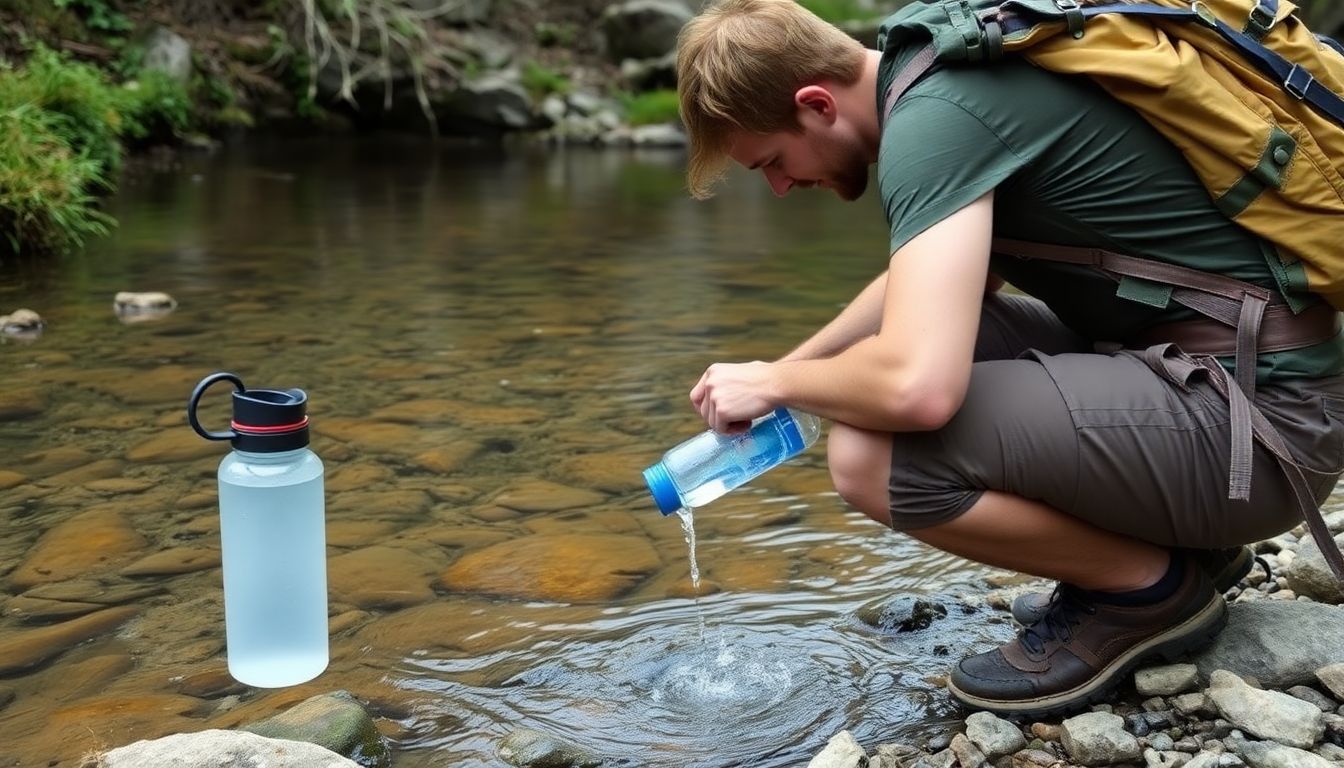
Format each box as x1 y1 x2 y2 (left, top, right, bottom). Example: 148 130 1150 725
1143 346 1344 580
1244 0 1278 41
881 45 939 127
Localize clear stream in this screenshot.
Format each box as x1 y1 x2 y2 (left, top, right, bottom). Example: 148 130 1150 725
4 137 1309 767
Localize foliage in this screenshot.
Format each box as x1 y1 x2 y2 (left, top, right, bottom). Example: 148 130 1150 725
0 103 113 255
795 0 878 23
620 89 680 126
53 0 132 35
535 21 578 48
521 61 570 99
0 45 128 180
121 69 192 140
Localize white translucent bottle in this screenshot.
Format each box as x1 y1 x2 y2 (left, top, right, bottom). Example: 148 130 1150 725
189 372 329 688
643 408 822 515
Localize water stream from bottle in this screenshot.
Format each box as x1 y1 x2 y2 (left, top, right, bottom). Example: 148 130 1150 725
675 506 708 642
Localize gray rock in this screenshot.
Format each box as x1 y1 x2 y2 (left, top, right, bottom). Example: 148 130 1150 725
1315 663 1344 701
966 711 1027 759
1145 748 1192 768
1138 664 1201 697
1283 533 1344 604
1208 670 1325 749
1062 712 1142 766
439 72 535 132
631 123 686 147
1186 753 1224 768
950 733 988 768
1315 743 1344 762
242 690 387 767
1286 686 1337 712
1194 602 1344 688
142 26 192 83
600 0 692 61
1175 693 1218 718
97 729 358 767
1231 738 1334 768
619 50 678 90
808 730 868 768
1151 734 1177 751
498 728 602 768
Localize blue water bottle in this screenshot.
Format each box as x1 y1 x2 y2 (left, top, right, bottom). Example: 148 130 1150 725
188 372 328 687
643 408 822 515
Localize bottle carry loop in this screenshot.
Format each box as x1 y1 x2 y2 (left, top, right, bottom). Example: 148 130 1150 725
188 372 245 442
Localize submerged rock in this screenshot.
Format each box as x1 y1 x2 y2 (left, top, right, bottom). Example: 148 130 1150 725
497 727 603 768
243 691 388 768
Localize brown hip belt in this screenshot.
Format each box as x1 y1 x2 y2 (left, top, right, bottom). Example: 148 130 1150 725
1129 301 1341 356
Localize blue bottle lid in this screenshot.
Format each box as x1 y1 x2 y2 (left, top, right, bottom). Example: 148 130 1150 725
775 408 806 456
642 461 682 516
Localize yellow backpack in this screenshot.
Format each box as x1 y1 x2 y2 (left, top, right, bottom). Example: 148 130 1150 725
880 0 1344 309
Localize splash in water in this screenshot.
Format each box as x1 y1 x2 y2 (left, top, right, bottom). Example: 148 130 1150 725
676 507 700 591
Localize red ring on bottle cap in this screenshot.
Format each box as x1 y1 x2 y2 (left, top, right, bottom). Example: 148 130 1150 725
231 416 309 435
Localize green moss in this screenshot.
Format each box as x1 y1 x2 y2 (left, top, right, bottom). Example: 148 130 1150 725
520 61 570 99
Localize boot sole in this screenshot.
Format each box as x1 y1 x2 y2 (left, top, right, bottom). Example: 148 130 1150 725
950 593 1227 719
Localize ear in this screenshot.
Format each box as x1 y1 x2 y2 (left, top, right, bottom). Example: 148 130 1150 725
794 85 838 125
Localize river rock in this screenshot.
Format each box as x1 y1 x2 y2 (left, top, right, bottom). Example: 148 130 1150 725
243 691 387 767
328 545 441 609
4 594 107 622
1317 663 1344 701
491 479 605 513
1061 711 1142 766
600 0 692 61
10 507 147 589
552 451 646 493
1284 533 1344 604
0 469 25 489
438 71 535 132
0 307 44 333
1228 736 1334 768
140 28 192 83
966 711 1027 759
855 595 949 633
121 547 221 577
99 729 359 767
1138 664 1202 696
438 533 660 602
411 442 482 474
326 461 395 492
0 605 140 674
1194 602 1344 688
1208 670 1325 748
125 428 222 463
0 386 46 420
809 730 868 768
498 727 602 768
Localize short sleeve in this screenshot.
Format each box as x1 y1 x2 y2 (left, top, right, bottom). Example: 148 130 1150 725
879 93 1029 254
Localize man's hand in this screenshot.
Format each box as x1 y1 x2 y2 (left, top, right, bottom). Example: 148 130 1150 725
690 360 777 433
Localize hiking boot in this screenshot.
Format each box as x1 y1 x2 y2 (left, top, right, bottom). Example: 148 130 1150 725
1009 545 1254 626
948 553 1226 718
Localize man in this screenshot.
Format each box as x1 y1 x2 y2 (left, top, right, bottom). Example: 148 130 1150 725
675 0 1344 716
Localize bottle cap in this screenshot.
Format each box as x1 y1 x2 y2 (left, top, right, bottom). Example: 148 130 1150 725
188 372 311 453
642 462 682 516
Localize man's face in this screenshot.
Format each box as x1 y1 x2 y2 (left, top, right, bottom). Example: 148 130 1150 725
727 114 870 201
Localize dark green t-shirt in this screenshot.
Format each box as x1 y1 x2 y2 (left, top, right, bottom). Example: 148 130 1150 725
875 48 1344 381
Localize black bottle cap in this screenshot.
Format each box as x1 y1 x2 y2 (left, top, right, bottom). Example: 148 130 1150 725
188 372 311 453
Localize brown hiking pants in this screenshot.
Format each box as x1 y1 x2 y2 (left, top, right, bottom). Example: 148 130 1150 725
886 293 1344 547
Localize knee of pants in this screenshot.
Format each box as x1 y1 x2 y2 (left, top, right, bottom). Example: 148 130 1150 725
825 423 891 519
885 431 983 531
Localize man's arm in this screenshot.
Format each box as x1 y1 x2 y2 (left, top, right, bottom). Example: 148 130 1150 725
777 269 888 363
691 191 994 432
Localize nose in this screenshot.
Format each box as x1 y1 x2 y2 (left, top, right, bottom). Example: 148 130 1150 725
763 167 793 197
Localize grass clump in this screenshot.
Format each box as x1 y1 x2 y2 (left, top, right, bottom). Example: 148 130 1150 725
520 61 571 99
621 89 680 126
0 44 195 257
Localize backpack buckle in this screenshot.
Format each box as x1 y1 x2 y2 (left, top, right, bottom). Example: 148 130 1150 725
1055 0 1085 39
1247 0 1277 39
1284 64 1314 100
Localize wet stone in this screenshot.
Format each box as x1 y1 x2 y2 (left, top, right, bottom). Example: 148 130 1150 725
126 429 221 463
438 533 660 603
10 507 147 589
497 726 602 768
0 470 27 489
326 462 395 493
175 666 247 698
0 605 140 675
490 479 605 513
4 595 107 622
552 451 646 494
328 545 442 609
243 690 388 767
22 579 164 605
121 547 221 577
1287 685 1338 712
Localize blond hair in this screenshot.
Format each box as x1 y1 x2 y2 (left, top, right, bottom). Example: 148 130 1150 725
676 0 867 199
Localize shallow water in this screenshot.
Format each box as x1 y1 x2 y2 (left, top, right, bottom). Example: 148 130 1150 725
0 137 1217 766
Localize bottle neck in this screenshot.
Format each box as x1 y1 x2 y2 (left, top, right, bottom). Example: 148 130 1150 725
231 447 310 464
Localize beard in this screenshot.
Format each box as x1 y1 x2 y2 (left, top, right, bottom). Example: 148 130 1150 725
815 132 870 201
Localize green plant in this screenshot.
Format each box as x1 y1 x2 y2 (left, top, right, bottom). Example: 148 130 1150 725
796 0 877 23
535 21 577 48
520 61 570 99
620 89 680 126
121 69 191 140
53 0 132 35
0 45 128 181
0 104 113 255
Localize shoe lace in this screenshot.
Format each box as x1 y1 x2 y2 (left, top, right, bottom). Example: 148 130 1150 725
1020 584 1097 655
